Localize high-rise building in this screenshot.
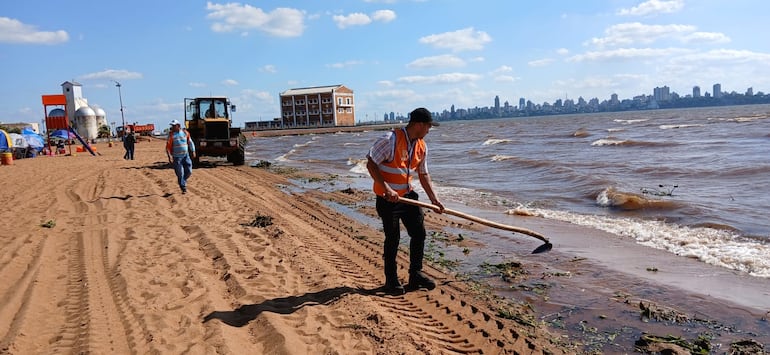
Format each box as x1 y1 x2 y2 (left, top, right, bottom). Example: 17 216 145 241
518 98 525 110
693 86 701 98
746 87 753 96
494 95 500 116
713 83 722 98
653 86 671 101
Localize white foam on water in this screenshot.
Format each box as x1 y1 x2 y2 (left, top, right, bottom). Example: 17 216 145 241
490 154 514 162
591 138 627 146
659 124 703 129
613 118 649 124
482 138 512 146
519 207 770 278
348 158 369 175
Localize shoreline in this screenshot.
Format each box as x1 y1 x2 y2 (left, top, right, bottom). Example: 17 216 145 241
0 139 767 354
244 123 404 137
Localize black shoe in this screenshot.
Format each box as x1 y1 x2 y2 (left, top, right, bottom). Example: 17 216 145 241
382 281 405 295
406 272 436 291
181 188 187 194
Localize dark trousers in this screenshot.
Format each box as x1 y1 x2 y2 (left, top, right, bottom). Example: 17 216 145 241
376 190 426 283
124 146 134 160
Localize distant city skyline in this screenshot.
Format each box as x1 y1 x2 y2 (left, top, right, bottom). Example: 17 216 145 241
429 82 769 122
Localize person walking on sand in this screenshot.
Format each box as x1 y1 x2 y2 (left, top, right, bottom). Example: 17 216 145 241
123 130 136 160
366 107 445 295
166 119 196 194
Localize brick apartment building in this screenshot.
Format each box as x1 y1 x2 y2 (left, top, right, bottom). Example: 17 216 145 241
278 85 355 128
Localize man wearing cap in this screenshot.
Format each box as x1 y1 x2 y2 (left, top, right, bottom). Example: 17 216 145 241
166 119 196 194
366 107 445 295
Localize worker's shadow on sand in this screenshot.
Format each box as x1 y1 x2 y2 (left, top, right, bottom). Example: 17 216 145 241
203 286 388 327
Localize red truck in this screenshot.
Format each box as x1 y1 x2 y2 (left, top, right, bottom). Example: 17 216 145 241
117 123 155 137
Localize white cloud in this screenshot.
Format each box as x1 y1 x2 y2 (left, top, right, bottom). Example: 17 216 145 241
327 60 365 69
419 27 492 52
397 72 482 84
682 32 731 45
79 69 143 81
618 0 684 16
672 49 770 64
528 58 554 67
333 9 395 29
587 22 696 48
0 17 68 44
568 47 691 62
371 89 417 100
556 48 569 56
493 75 518 83
333 13 371 29
492 65 513 74
407 55 466 69
371 10 396 23
259 65 277 73
206 3 305 37
222 79 239 86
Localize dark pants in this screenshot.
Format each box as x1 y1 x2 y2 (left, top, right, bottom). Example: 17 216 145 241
124 145 134 160
376 190 426 284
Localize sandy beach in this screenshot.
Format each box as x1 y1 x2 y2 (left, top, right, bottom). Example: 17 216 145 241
0 138 767 354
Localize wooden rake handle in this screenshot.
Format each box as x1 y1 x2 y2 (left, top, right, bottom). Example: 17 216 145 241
397 197 550 244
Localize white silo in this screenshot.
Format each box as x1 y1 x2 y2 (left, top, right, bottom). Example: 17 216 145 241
75 106 97 140
93 107 107 132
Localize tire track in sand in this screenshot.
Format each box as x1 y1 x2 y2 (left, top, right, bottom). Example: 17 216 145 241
48 171 153 354
199 167 553 354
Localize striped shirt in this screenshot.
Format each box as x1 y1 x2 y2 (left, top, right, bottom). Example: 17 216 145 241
166 130 195 158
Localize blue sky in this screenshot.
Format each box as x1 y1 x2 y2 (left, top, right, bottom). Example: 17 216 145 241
2 0 769 129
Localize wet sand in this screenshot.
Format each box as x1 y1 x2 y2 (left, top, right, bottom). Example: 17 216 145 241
0 138 767 354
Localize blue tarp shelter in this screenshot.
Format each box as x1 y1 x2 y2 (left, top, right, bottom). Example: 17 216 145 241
0 129 12 151
21 128 44 151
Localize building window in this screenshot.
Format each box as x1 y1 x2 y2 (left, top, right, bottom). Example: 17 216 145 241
296 99 305 105
337 98 342 105
346 98 351 105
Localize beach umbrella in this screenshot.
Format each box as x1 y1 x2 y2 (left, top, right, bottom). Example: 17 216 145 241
50 129 75 141
21 128 44 150
0 129 11 150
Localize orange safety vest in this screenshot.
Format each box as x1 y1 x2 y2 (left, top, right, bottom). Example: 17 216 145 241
373 128 426 197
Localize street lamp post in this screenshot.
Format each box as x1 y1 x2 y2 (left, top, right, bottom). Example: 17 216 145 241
114 81 126 141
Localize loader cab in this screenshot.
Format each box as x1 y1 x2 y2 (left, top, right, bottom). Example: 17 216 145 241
185 97 230 121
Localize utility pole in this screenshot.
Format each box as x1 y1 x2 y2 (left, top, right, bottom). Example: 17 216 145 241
114 81 126 141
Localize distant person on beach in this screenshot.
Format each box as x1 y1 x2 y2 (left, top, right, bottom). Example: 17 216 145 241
366 107 445 295
166 120 196 194
123 130 136 160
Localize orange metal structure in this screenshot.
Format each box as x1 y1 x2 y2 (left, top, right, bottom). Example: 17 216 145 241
42 94 69 130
